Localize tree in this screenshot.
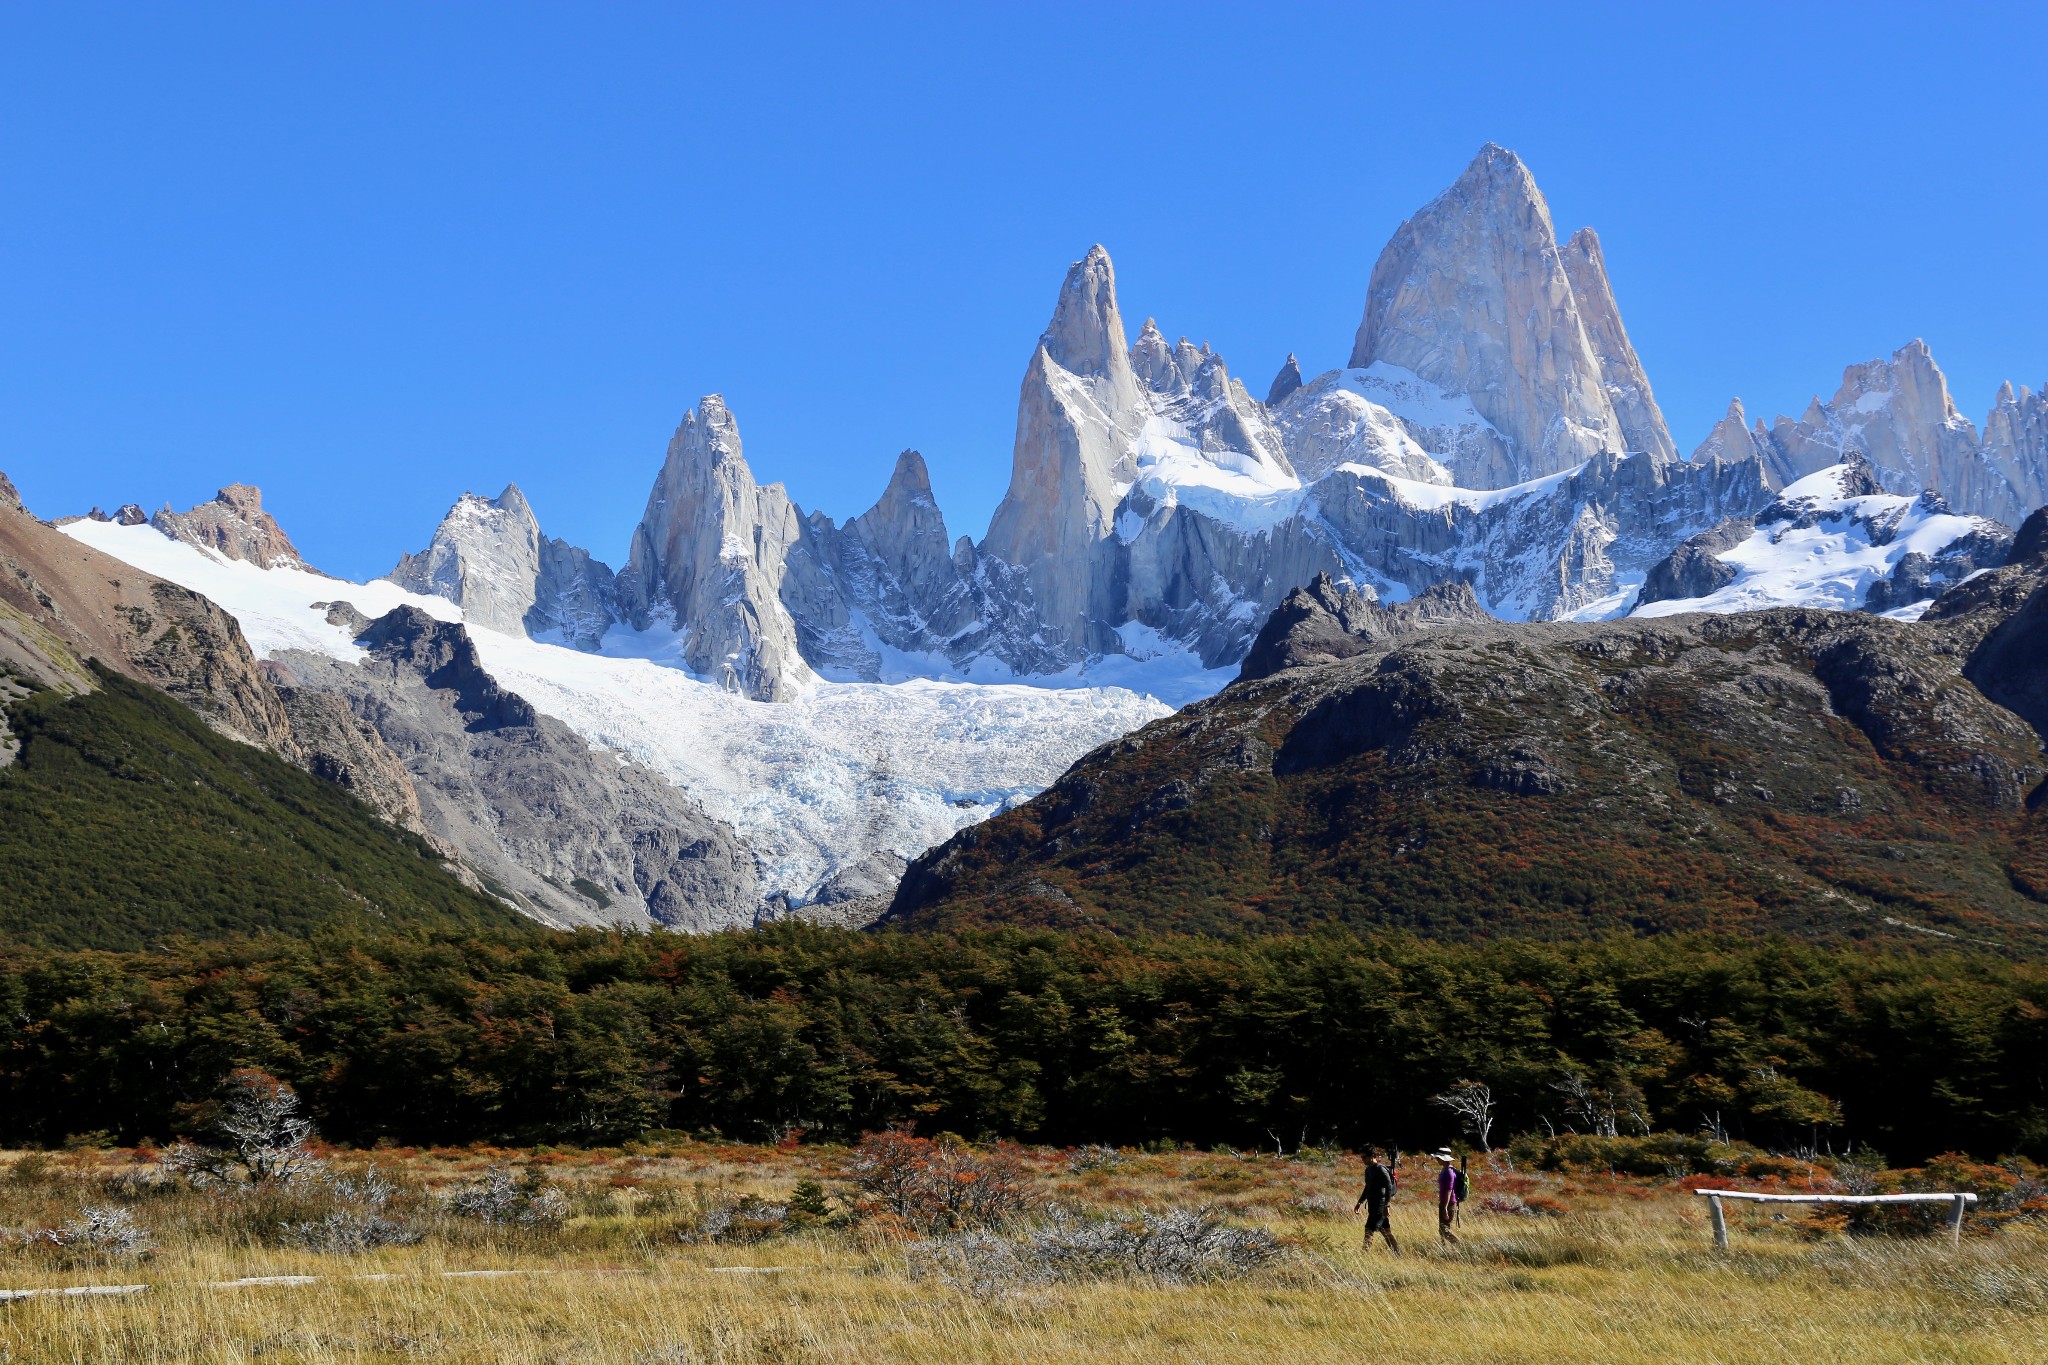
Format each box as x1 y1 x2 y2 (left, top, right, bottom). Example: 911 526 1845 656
162 1069 324 1188
1430 1080 1498 1151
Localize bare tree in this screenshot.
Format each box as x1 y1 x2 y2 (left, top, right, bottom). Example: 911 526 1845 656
1429 1080 1498 1151
1551 1067 1650 1139
162 1069 323 1189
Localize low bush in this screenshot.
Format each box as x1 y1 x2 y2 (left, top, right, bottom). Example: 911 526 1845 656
908 1205 1285 1296
847 1130 1031 1234
441 1167 570 1227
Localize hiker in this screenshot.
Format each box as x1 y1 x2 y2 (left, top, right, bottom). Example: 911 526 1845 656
1353 1147 1400 1253
1432 1147 1462 1243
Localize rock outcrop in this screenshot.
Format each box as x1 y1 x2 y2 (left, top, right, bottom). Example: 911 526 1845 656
981 246 1150 654
1633 461 2012 619
389 485 618 650
1266 354 1305 406
271 606 762 929
1559 227 1677 462
1348 144 1650 484
1978 380 2048 528
1237 573 1490 681
2 476 445 835
1 478 294 745
1747 341 2048 528
616 397 815 700
152 484 312 570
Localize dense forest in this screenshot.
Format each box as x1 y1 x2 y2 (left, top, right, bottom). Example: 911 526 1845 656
0 668 523 946
2 926 2041 1162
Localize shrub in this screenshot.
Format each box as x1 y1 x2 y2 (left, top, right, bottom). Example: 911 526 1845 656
442 1166 570 1227
1065 1144 1124 1174
847 1130 1031 1234
37 1205 156 1260
679 1195 791 1245
284 1169 420 1252
787 1179 832 1224
907 1205 1285 1297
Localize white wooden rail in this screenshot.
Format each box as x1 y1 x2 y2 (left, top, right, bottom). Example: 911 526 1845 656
1693 1189 1978 1248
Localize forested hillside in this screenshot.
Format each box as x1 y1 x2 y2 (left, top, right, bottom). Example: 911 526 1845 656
0 667 524 946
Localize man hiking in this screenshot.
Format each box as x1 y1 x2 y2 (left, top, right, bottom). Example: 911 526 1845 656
1353 1147 1400 1253
1432 1147 1463 1243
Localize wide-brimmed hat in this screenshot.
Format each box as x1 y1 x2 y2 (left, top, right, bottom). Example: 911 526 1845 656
1429 1148 1456 1161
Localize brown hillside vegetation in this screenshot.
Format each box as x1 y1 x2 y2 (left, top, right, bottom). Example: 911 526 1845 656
888 547 2048 948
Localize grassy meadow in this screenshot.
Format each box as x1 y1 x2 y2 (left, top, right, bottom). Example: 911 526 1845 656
2 1141 2044 1364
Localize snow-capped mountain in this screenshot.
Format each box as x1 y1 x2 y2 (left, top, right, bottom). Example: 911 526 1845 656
1696 341 2048 529
59 515 1168 923
50 141 2048 931
389 484 619 651
1633 461 2012 620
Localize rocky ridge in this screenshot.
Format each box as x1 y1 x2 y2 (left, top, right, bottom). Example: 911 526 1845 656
151 484 312 570
267 605 760 929
371 145 2038 707
887 544 2048 947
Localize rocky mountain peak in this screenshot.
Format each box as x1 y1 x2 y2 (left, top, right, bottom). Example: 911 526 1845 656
152 483 311 570
618 395 812 700
1349 143 1630 485
1267 354 1304 406
1692 398 1771 467
1753 339 2024 523
1042 244 1133 382
1559 226 1677 461
387 481 617 651
1237 572 1495 682
356 606 539 730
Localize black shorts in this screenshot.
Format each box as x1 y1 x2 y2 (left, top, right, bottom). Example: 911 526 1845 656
1364 1200 1391 1232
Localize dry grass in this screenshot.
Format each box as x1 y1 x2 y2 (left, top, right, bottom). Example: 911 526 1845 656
0 1144 2042 1363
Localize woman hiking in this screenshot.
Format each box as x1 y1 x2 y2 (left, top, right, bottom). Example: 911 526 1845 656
1432 1147 1462 1243
1353 1147 1400 1253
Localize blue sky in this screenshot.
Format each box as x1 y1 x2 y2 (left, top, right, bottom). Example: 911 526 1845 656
3 2 2043 580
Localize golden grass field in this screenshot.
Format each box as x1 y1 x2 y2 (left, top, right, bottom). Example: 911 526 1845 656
1 1143 2043 1364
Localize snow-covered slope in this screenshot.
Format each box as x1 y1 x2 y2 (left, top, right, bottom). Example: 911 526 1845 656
1632 463 2012 621
61 519 1169 907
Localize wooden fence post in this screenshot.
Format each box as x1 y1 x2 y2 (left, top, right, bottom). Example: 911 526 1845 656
1708 1194 1727 1250
1948 1194 1967 1247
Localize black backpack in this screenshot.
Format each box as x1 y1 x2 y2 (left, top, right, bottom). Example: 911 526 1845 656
1453 1165 1470 1201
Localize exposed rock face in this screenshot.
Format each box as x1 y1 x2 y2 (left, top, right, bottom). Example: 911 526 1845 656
1979 380 2048 528
1349 144 1642 484
1271 371 1452 484
2 478 437 830
0 479 294 744
389 485 618 650
1636 520 1752 606
982 246 1150 654
1560 227 1677 462
1266 354 1305 406
616 397 815 700
1747 347 2048 528
1237 573 1490 680
152 484 311 570
1691 399 1773 467
271 606 762 929
262 668 431 835
1633 462 2011 619
888 572 2048 947
1309 450 1769 620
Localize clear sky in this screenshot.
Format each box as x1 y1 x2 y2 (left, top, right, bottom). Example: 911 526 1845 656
4 2 2043 580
